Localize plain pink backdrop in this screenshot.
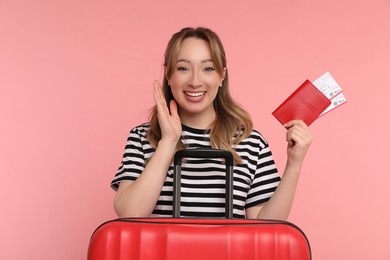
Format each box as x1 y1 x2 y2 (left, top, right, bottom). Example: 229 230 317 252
1 0 389 259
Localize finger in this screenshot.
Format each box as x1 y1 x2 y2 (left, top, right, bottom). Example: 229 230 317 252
169 99 179 118
153 80 163 103
287 138 295 147
286 126 312 147
153 81 168 113
286 131 303 147
285 121 311 140
284 119 308 129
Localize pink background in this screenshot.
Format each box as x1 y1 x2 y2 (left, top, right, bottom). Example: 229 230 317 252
1 0 389 259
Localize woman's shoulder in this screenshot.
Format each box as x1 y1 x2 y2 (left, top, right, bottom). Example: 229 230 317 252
242 128 269 148
129 122 150 136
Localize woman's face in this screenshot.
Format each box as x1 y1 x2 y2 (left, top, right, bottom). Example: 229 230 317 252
168 37 225 126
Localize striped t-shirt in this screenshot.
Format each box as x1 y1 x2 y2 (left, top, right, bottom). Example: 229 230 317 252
111 123 281 218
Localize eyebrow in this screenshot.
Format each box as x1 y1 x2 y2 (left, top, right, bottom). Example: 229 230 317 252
176 59 213 64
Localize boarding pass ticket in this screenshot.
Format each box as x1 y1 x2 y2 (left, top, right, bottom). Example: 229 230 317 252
312 72 347 116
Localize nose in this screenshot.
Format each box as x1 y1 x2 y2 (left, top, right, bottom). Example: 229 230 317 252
189 71 202 88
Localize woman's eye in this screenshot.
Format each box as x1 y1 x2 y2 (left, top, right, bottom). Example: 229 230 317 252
204 67 215 72
177 66 188 71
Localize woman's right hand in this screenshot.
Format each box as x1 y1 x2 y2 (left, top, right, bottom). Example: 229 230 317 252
114 81 181 218
153 80 182 143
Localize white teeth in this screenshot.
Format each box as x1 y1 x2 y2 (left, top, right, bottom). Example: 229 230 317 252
185 92 205 97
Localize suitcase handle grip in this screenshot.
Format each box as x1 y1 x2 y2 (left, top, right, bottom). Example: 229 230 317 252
174 148 234 166
173 149 234 218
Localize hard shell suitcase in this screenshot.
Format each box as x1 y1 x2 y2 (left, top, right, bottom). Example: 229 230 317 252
88 149 311 260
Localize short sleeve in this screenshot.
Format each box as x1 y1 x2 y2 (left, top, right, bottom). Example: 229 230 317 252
110 125 151 191
245 138 281 208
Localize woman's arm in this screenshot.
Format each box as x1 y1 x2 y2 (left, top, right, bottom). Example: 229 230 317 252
246 120 312 220
114 139 177 217
114 81 182 217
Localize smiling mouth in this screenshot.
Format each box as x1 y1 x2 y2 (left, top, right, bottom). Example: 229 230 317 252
184 91 206 97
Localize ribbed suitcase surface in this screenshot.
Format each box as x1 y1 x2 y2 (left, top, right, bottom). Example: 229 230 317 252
88 218 311 260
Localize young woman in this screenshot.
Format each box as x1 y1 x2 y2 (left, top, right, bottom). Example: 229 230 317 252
111 27 312 220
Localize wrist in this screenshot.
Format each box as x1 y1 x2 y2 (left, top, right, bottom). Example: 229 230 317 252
156 139 179 154
158 138 179 146
285 160 303 173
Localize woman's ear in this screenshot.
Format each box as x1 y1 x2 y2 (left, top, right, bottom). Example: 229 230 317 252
220 67 227 87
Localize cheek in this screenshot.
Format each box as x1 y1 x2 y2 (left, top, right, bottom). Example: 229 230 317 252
169 74 185 87
168 80 182 100
207 78 222 90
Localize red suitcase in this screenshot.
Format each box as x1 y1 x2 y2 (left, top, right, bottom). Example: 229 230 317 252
88 149 311 260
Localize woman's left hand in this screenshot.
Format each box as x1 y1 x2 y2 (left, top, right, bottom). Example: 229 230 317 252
284 120 313 166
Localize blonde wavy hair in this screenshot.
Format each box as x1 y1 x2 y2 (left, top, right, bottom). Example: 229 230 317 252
147 27 253 164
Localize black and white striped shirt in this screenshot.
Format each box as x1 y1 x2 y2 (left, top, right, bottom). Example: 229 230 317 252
111 123 281 218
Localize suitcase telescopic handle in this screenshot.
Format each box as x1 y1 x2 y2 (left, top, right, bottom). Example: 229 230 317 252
173 149 234 219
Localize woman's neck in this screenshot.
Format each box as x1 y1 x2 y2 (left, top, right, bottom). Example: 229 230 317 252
179 110 216 130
